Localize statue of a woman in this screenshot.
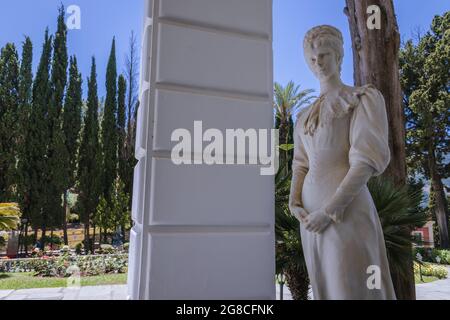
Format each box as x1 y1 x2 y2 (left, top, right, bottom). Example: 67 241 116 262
289 25 396 300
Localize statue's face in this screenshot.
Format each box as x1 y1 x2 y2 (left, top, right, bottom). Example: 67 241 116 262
306 40 340 81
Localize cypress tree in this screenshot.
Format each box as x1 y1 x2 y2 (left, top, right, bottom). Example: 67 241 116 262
45 5 69 235
101 38 118 202
117 75 128 241
78 58 102 253
17 37 33 252
27 30 52 235
117 75 127 185
0 43 20 202
61 56 82 244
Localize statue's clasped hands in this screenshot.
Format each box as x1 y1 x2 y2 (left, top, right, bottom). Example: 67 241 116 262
290 205 332 234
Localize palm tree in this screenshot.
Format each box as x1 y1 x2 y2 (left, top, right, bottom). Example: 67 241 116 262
274 82 314 174
0 203 21 231
368 176 428 284
275 164 310 300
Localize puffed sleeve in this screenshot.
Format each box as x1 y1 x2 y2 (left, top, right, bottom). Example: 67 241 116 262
349 85 391 176
323 85 391 223
289 112 309 210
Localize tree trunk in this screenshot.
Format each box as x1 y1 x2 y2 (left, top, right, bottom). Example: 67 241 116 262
93 224 97 251
62 191 69 245
345 0 414 300
50 229 54 251
428 144 450 248
279 118 289 175
41 226 47 249
24 222 29 255
84 217 90 254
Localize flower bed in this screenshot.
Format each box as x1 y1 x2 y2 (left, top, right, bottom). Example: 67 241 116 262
0 253 128 277
414 261 448 279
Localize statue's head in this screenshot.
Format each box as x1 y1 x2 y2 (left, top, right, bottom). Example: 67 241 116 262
303 25 344 81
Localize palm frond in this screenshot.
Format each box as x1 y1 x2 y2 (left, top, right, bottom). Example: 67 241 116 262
0 203 21 231
368 176 428 278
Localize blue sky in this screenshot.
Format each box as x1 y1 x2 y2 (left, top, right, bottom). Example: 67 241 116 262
0 1 448 99
274 0 450 95
0 0 145 98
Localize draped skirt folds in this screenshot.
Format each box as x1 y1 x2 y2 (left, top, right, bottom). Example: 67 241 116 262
301 178 396 300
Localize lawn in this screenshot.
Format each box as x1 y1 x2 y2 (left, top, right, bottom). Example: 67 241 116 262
414 273 439 284
0 273 127 290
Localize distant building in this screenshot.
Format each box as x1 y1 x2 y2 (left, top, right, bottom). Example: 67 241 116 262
412 221 435 248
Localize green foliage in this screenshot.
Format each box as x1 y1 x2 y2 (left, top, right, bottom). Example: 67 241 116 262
274 164 309 300
75 242 83 255
62 56 83 190
26 29 52 230
117 75 127 186
0 43 20 201
0 203 21 231
400 12 450 248
78 58 102 231
44 5 70 231
94 178 131 233
40 234 62 246
414 262 448 279
101 38 118 202
17 37 33 224
94 196 114 234
414 247 450 264
0 254 128 277
274 82 314 175
400 12 450 176
368 176 429 278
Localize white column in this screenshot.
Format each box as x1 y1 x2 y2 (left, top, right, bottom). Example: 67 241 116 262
128 0 274 300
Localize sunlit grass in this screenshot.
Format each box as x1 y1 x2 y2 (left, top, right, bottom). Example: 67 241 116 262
0 272 127 290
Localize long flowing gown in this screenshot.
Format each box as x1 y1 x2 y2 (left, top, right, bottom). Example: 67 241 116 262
291 84 397 300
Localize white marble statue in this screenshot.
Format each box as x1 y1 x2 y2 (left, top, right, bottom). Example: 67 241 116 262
288 25 397 300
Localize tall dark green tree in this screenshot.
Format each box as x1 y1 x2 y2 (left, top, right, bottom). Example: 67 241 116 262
44 5 69 236
17 37 33 250
61 56 82 244
26 30 52 234
78 58 102 253
0 43 20 202
117 75 127 185
102 38 118 202
117 75 128 240
400 12 450 248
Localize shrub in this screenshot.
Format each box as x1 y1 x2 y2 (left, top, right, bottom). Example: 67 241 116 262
413 247 450 265
414 261 448 279
0 254 129 277
75 243 83 255
97 244 116 255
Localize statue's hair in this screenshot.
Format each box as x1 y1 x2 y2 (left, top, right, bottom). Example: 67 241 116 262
303 25 344 72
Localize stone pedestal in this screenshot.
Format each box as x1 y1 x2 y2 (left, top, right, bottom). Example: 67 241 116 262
128 0 274 300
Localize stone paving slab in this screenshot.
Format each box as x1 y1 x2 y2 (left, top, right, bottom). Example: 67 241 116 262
1 273 450 300
0 290 14 299
3 294 29 300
